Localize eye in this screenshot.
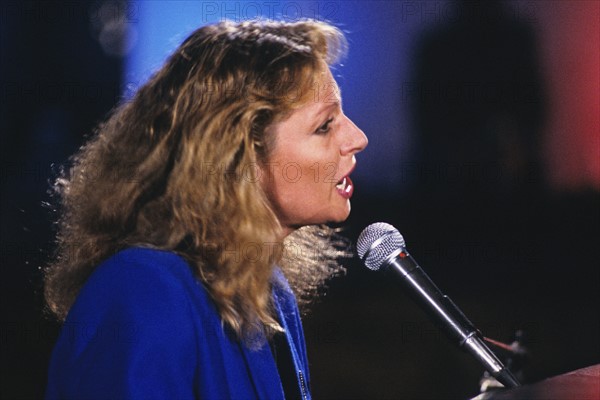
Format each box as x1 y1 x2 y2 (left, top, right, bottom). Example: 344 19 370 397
315 117 334 135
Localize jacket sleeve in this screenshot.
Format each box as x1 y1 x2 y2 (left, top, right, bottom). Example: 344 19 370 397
45 250 199 400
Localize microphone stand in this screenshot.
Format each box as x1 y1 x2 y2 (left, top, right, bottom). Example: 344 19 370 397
479 332 528 393
384 250 521 389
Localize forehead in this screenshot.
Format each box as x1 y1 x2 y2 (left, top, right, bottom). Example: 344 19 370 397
272 66 341 124
292 67 341 114
313 68 341 105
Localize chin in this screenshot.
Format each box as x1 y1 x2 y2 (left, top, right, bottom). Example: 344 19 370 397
287 203 352 227
329 204 352 223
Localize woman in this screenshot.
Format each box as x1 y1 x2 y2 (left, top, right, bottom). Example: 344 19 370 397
44 19 367 399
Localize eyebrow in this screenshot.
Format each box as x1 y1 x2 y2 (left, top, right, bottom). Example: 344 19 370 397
310 101 339 129
314 83 343 117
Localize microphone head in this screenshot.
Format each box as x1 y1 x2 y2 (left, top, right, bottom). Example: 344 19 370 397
357 222 405 271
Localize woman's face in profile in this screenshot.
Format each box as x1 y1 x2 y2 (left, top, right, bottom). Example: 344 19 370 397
260 68 368 233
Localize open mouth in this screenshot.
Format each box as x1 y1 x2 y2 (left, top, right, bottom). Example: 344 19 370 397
336 175 354 199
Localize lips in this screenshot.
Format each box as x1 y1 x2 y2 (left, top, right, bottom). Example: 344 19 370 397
336 175 354 199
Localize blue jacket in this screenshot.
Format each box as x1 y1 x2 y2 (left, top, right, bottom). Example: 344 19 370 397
45 247 311 399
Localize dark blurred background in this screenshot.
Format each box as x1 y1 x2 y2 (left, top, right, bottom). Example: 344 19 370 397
1 1 599 399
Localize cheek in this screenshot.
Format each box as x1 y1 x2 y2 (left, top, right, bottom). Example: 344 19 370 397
278 162 307 186
267 163 332 209
272 164 324 201
310 161 339 185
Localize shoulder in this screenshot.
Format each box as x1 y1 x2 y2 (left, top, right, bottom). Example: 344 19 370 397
83 247 197 295
58 247 207 368
47 248 205 398
95 247 193 281
66 247 206 327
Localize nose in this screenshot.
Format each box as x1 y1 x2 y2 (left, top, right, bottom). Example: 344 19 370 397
340 115 368 156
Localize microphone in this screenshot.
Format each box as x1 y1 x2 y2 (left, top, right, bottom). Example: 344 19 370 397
357 222 520 389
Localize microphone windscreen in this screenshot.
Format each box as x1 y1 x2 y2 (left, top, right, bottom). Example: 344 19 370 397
357 222 405 271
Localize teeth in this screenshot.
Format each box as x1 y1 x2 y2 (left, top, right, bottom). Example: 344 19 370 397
336 177 347 190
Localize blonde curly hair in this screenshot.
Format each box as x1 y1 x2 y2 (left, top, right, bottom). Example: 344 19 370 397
44 19 349 341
